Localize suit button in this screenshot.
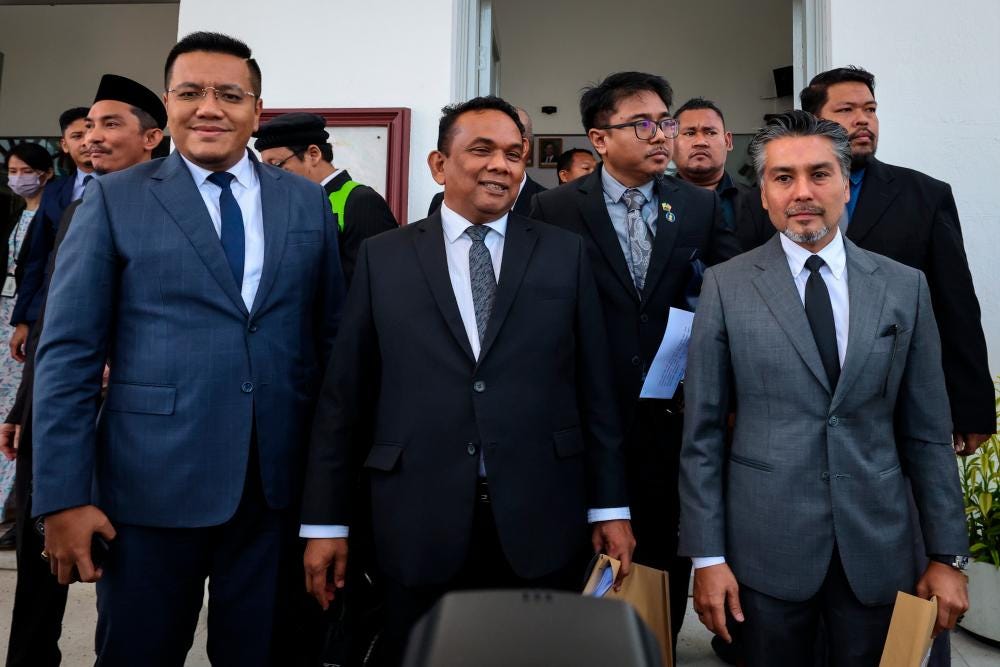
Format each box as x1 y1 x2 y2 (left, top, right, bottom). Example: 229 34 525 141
466 443 477 456
248 324 258 333
631 355 641 367
821 472 830 481
241 382 254 394
640 314 649 323
473 380 486 393
828 415 839 426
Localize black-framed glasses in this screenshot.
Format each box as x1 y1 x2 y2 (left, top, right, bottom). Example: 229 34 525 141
597 118 679 140
269 151 303 169
166 85 257 105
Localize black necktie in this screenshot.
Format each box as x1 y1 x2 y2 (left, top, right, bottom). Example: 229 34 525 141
804 255 840 390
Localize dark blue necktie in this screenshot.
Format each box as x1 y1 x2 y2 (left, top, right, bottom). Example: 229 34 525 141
207 171 245 288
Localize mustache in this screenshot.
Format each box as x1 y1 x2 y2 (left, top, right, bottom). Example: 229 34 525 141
849 129 875 141
785 205 825 217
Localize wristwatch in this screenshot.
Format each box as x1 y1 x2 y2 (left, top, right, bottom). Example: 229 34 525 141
929 554 969 571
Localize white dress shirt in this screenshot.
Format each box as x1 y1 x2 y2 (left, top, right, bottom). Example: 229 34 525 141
180 152 265 310
692 229 849 570
301 203 628 539
319 168 345 189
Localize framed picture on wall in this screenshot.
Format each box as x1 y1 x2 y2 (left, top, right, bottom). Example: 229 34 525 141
257 107 411 224
536 137 562 168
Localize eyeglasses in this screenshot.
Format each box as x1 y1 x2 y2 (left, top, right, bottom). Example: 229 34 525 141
166 86 257 105
597 118 679 140
269 151 303 169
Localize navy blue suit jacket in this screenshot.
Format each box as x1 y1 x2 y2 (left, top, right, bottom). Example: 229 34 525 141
32 151 346 526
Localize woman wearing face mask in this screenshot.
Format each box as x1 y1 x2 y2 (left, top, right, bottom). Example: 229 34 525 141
0 142 53 530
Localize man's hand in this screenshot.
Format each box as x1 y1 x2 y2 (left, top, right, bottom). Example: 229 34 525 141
953 432 990 456
591 519 636 590
9 323 29 362
0 423 19 461
692 562 744 643
44 505 116 585
304 537 348 610
916 561 969 637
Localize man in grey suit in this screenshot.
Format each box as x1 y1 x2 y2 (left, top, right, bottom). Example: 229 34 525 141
32 32 345 665
679 110 969 666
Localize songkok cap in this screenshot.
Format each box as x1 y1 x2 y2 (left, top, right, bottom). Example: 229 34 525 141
93 74 167 130
254 112 329 151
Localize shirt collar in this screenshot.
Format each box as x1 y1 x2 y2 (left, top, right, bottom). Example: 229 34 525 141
716 170 737 195
779 227 847 280
74 169 92 188
320 168 345 188
440 202 508 244
180 150 255 189
601 166 655 204
850 167 866 187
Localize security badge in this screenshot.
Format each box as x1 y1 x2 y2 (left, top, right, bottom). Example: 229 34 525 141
661 202 676 223
2 276 15 299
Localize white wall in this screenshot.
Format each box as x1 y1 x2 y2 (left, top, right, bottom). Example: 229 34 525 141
177 0 455 223
829 0 1000 376
493 0 793 136
0 4 179 136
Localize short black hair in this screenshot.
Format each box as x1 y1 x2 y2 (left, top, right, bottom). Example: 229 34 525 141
579 71 673 132
130 106 161 133
800 66 875 115
59 107 90 134
437 96 525 154
165 32 261 96
286 143 334 164
556 148 593 173
8 142 55 173
674 97 726 128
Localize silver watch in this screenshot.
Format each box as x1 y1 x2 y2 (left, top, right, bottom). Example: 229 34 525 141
931 554 969 571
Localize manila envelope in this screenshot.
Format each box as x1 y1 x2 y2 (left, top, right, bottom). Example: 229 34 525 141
583 554 673 667
879 592 938 667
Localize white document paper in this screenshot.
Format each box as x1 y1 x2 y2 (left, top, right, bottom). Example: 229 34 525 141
639 307 695 399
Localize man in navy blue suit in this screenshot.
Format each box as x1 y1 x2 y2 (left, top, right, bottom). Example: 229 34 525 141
32 32 345 666
8 107 94 362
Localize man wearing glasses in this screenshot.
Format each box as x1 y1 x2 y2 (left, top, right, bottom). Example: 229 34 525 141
530 71 739 647
31 32 345 666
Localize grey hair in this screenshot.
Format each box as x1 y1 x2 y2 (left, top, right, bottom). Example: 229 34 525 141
749 110 851 181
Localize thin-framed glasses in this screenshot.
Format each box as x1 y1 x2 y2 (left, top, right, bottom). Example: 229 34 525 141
166 86 257 105
597 118 679 140
270 151 303 169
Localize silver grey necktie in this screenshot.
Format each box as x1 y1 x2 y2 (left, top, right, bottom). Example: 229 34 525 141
622 188 652 291
466 225 497 343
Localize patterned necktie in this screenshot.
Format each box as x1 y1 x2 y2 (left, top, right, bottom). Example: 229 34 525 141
207 171 246 289
804 255 840 390
465 225 497 343
622 188 653 291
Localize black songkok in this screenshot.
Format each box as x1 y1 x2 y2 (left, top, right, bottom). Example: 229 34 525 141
253 113 329 152
93 74 167 129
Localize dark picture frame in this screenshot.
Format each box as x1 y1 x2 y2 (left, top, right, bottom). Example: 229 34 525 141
536 137 562 169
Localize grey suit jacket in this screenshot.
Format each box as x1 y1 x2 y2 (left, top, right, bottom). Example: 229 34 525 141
678 234 967 605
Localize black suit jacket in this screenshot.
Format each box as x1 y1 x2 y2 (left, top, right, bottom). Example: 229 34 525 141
730 181 775 251
302 211 627 587
529 166 740 439
427 175 546 218
324 170 398 286
846 158 993 434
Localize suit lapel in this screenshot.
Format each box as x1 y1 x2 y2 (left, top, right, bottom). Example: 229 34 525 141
830 241 886 412
577 169 638 301
250 158 289 316
640 176 681 302
511 176 539 215
846 159 898 244
413 214 476 363
751 236 832 393
150 152 248 317
477 213 537 365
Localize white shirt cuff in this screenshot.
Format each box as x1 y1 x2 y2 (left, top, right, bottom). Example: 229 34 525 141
587 507 631 523
692 556 726 569
299 524 349 539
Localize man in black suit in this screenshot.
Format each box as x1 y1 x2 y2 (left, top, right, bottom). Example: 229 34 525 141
255 112 397 284
427 106 546 216
301 96 634 666
801 67 993 452
673 97 773 251
530 72 740 646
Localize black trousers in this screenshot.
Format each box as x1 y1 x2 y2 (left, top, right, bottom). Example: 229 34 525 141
626 401 691 647
740 548 894 667
379 481 592 667
5 419 69 667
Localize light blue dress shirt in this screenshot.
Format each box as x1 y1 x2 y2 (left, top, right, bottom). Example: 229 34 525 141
601 168 659 275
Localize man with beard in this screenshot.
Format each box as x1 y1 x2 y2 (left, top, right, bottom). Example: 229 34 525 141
0 74 164 667
672 98 773 251
680 110 969 667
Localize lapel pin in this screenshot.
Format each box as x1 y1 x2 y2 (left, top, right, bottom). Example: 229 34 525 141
662 203 676 223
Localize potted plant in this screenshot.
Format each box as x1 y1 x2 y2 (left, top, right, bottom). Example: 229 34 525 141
957 379 1000 641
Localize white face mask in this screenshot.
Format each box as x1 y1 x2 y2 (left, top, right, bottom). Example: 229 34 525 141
7 173 44 199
